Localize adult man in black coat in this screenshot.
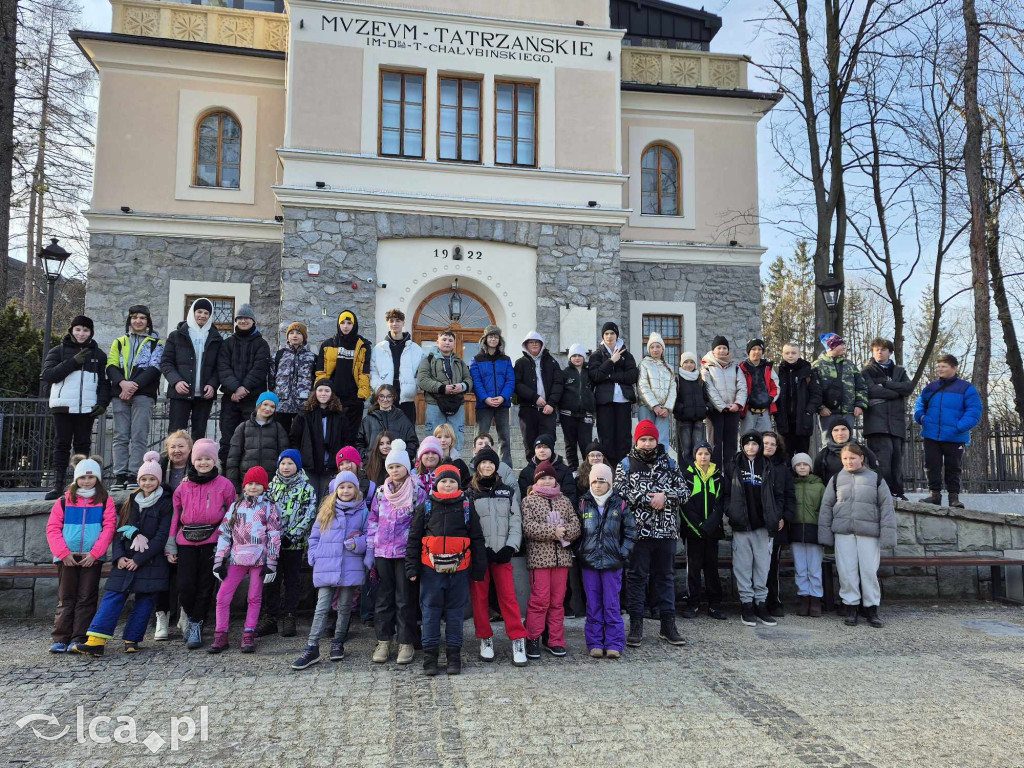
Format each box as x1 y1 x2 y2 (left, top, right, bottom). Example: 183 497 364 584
216 303 271 463
161 297 223 439
774 343 821 456
862 337 914 500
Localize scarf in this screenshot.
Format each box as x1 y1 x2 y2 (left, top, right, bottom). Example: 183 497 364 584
591 488 613 508
431 490 463 501
187 465 220 485
678 367 700 382
383 476 415 509
135 486 164 510
75 486 97 499
275 469 304 488
633 446 659 464
335 497 364 516
532 484 561 499
475 474 498 491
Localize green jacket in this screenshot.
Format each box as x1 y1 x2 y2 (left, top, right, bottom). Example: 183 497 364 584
416 351 473 407
790 474 825 544
812 353 867 416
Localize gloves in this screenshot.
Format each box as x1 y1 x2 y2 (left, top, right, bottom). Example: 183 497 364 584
485 547 498 563
493 546 515 564
263 570 277 584
213 561 228 581
212 567 224 582
73 348 89 365
344 538 356 551
281 534 294 549
129 534 149 553
90 405 106 417
117 525 139 542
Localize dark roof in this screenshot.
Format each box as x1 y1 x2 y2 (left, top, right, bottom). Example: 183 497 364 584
622 82 783 102
611 0 722 46
70 30 287 69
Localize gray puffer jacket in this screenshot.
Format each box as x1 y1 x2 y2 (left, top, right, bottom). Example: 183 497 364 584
818 468 896 548
467 480 522 555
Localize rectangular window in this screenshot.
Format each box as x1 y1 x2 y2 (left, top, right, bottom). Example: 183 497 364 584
642 314 681 366
185 295 235 332
438 76 481 163
379 70 424 158
495 81 536 167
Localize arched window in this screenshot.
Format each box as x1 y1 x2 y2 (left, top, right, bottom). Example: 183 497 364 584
194 111 241 189
641 142 680 215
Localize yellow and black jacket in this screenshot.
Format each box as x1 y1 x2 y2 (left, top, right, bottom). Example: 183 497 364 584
315 311 371 401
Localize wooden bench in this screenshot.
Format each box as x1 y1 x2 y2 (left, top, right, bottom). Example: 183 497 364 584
0 564 113 578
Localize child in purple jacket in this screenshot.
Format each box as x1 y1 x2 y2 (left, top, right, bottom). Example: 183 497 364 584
292 472 369 669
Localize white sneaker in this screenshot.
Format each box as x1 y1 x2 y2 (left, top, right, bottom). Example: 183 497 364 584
479 637 495 662
512 638 528 667
177 612 189 635
154 611 169 641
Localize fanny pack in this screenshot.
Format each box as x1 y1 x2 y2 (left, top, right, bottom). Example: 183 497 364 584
181 523 218 542
428 548 468 574
435 392 463 416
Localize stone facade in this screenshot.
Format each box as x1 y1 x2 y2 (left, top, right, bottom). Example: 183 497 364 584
86 234 282 343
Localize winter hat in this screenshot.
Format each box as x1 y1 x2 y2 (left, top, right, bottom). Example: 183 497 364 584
243 466 269 489
601 321 620 338
584 441 605 458
330 471 360 494
137 451 162 484
126 304 153 334
192 298 214 314
533 460 558 483
680 351 698 367
286 321 308 343
820 332 846 351
740 431 763 450
385 439 411 472
712 335 730 351
278 449 302 471
68 315 94 335
634 419 659 444
646 332 666 355
474 446 500 469
480 324 503 344
568 343 587 358
534 434 556 451
417 436 444 460
313 377 334 393
338 311 356 326
191 438 219 465
235 303 256 321
791 452 814 470
746 338 765 354
433 465 462 489
255 392 279 409
829 417 852 438
336 446 362 469
73 458 102 481
589 463 613 485
692 440 714 460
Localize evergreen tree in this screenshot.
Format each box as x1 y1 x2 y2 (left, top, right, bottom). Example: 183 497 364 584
0 301 45 396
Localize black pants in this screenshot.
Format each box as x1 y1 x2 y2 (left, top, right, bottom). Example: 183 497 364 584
397 401 417 425
519 406 558 463
924 438 965 493
177 543 216 623
260 548 304 618
52 412 95 484
766 535 785 609
168 398 214 441
627 538 676 620
276 412 296 436
867 434 905 496
685 535 722 606
596 402 633 467
374 557 417 644
341 397 365 442
779 432 810 456
218 395 257 463
706 410 740 467
560 413 593 470
155 562 178 619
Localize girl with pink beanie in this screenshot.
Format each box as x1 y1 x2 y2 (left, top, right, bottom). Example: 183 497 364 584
414 436 444 493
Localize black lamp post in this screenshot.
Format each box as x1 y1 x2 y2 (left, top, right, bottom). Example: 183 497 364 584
817 273 843 334
448 278 462 323
38 238 71 385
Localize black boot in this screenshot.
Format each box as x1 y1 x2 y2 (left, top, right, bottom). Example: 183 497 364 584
626 616 644 647
280 614 297 637
658 616 686 646
446 647 462 676
45 471 66 501
844 604 858 626
866 606 884 628
921 491 942 505
947 493 965 509
423 647 439 676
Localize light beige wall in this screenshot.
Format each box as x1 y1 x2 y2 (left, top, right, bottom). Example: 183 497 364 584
555 68 618 173
620 114 761 244
91 69 285 218
364 0 608 27
288 42 363 153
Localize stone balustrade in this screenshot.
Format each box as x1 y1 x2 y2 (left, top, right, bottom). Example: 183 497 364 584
111 0 289 52
621 46 749 90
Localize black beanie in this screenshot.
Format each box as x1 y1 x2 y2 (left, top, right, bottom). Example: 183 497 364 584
474 447 500 469
746 338 765 354
740 431 763 450
583 441 604 457
68 315 94 335
712 335 730 351
534 434 556 451
192 298 214 314
601 321 619 338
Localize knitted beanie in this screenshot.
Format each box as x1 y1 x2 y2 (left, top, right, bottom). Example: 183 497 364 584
589 463 613 485
534 433 556 451
791 452 814 470
336 446 362 469
474 447 500 469
385 439 411 472
278 449 302 471
286 321 308 343
191 438 219 466
243 466 269 489
255 391 279 409
73 458 102 481
137 451 163 484
433 464 462 489
330 470 360 494
534 460 557 483
712 335 730 351
633 419 659 444
417 436 444 460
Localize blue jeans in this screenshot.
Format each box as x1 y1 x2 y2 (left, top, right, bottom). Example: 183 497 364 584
424 403 466 452
419 568 470 649
637 406 672 451
475 407 512 466
87 589 157 642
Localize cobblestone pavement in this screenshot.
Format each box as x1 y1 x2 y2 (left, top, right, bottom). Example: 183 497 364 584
1 603 1022 768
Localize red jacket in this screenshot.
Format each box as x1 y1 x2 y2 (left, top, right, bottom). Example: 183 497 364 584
739 361 778 416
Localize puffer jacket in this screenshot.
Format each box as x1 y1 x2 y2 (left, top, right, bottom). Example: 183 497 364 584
613 445 687 540
514 332 564 408
638 355 677 411
226 414 291 490
862 360 914 438
271 344 316 414
812 439 879 486
576 490 636 571
42 335 111 413
106 488 173 593
416 351 473 406
673 369 708 422
291 407 354 477
739 359 779 415
166 469 236 554
775 358 821 436
680 462 724 539
107 331 163 400
791 474 825 544
466 479 522 555
218 326 272 397
812 353 868 416
913 375 984 445
214 494 282 570
315 312 372 401
46 492 117 561
470 348 515 408
588 340 639 405
161 317 222 400
724 453 784 533
818 467 896 548
405 491 487 579
266 469 317 549
559 364 596 416
367 480 427 559
701 351 746 413
369 333 425 404
307 498 369 588
521 492 580 570
355 406 419 458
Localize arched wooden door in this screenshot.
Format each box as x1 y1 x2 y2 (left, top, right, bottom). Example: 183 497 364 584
412 287 495 426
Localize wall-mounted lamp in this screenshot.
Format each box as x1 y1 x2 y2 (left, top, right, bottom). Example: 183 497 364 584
315 181 326 189
120 206 132 214
449 278 462 322
274 215 283 222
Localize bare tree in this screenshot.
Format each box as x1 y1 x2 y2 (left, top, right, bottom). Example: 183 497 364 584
0 0 15 304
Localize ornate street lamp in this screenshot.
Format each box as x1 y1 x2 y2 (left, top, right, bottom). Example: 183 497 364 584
39 238 71 369
817 272 843 333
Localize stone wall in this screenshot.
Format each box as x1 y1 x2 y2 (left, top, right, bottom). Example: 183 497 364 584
86 234 282 343
280 208 622 352
619 261 762 354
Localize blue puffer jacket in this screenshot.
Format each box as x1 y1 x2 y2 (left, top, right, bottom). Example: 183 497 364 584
307 498 370 588
913 375 983 445
470 350 515 409
576 490 637 571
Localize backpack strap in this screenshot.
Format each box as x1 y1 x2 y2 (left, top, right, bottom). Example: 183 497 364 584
463 499 470 526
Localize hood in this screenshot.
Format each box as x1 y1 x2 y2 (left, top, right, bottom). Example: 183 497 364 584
702 350 733 369
332 309 361 349
521 330 545 358
125 304 154 335
387 331 411 347
601 337 625 355
183 298 216 339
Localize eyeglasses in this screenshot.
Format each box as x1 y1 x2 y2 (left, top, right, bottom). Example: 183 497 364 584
377 394 394 401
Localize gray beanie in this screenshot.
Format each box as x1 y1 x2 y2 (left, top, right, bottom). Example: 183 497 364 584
235 303 256 321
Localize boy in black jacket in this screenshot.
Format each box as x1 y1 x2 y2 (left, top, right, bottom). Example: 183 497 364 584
559 343 596 471
517 434 577 505
514 331 564 464
161 298 222 440
680 441 726 620
217 304 272 463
